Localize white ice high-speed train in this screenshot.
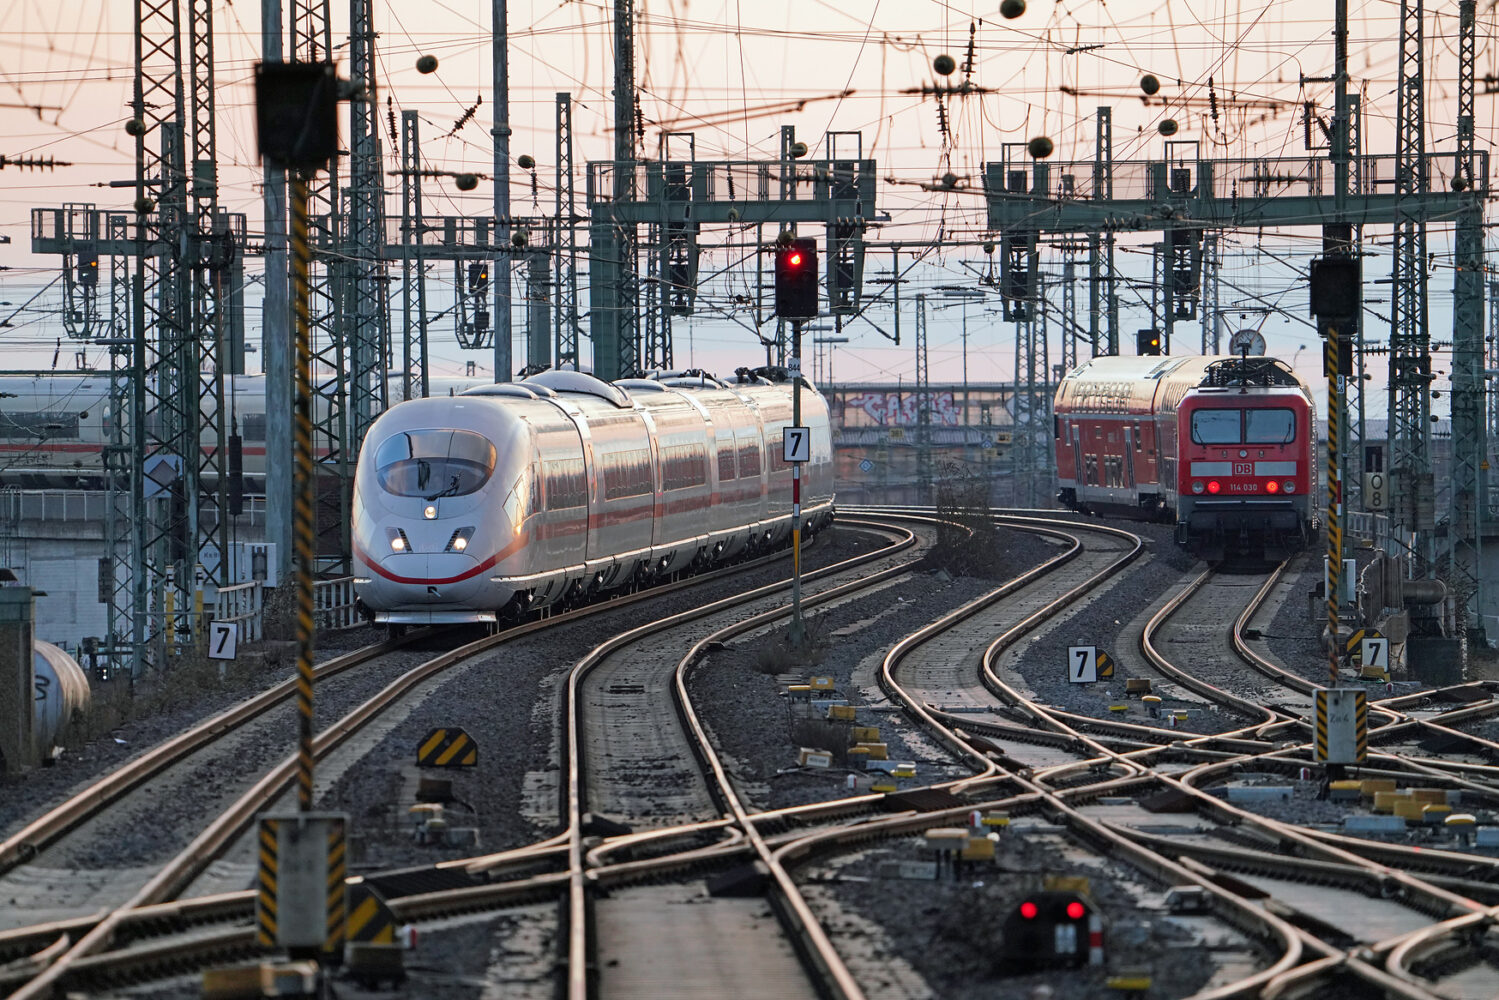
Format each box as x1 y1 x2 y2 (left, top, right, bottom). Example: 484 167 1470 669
351 367 836 626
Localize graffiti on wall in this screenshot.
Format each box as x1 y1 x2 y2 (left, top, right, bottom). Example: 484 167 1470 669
841 391 965 427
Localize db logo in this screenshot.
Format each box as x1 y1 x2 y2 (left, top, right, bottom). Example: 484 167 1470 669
1233 463 1252 476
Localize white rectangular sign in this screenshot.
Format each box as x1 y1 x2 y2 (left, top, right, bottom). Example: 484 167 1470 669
783 426 811 464
208 620 240 661
1361 637 1389 673
1067 645 1097 684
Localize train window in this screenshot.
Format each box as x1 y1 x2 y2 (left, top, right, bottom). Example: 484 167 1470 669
544 457 587 509
1245 408 1295 444
718 444 736 482
0 411 80 440
662 444 708 490
603 449 651 500
241 413 267 443
375 429 497 499
1190 409 1241 445
737 441 761 478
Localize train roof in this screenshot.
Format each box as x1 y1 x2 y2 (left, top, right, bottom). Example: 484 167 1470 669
1060 354 1216 384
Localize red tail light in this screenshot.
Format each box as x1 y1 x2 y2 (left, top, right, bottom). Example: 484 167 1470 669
1266 480 1280 494
1066 901 1087 920
1020 901 1039 919
1207 481 1221 494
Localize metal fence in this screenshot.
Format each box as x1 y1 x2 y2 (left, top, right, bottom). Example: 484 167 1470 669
212 576 361 641
215 581 265 642
314 577 359 631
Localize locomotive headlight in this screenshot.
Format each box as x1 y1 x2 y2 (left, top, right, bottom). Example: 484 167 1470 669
445 526 475 553
1191 481 1205 494
423 504 438 520
387 527 410 552
1283 480 1296 494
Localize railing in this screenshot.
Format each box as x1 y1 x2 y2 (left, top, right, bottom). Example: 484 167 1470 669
215 581 264 643
314 576 359 631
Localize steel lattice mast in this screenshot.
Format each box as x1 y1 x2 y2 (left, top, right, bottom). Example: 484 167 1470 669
555 93 582 369
1449 0 1485 637
293 0 346 573
133 0 195 667
400 110 429 401
1387 0 1433 572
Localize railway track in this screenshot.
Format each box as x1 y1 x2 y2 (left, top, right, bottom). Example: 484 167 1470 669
0 520 906 998
7 506 1499 998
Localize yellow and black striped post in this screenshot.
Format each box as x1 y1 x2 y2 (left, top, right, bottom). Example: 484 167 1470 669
325 820 347 957
1325 319 1341 690
255 818 280 947
291 174 317 811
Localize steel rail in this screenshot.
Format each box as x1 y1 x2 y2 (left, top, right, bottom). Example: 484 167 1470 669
7 527 848 998
560 517 919 1000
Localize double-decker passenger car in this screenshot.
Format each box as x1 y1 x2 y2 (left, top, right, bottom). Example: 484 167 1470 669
1053 354 1316 560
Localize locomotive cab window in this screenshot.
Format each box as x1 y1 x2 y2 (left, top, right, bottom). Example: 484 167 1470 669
1190 409 1241 445
1190 408 1296 445
375 429 497 499
1245 408 1295 444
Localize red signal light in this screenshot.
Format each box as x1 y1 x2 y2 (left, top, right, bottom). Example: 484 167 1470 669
788 252 803 267
1066 901 1086 920
1207 480 1221 494
1266 480 1280 494
1019 901 1039 919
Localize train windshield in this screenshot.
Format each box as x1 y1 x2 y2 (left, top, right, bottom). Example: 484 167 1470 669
1245 408 1295 444
1191 408 1295 446
1190 410 1240 444
374 429 497 499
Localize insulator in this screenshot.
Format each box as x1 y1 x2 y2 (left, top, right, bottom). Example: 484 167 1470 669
1208 76 1219 123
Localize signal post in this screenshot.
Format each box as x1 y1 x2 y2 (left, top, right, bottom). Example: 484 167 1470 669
1310 251 1367 771
776 236 818 647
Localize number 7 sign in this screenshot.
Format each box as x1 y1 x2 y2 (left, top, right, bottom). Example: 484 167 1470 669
209 621 240 661
1067 645 1097 684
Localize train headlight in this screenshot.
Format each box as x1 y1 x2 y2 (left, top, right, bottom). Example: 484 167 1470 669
1283 480 1296 494
1207 480 1221 495
446 526 475 553
1266 480 1280 494
1191 481 1205 495
388 528 411 552
424 504 438 520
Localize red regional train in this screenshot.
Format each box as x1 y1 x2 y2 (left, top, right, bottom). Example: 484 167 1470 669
1053 354 1317 560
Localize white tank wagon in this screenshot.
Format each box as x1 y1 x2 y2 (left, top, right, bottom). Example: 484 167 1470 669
33 640 90 760
352 367 836 627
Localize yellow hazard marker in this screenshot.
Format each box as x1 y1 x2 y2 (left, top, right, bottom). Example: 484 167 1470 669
827 704 856 722
345 881 398 945
1108 704 1130 714
417 728 478 768
810 676 835 691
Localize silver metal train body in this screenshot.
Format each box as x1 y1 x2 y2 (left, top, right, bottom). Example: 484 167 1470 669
352 369 836 625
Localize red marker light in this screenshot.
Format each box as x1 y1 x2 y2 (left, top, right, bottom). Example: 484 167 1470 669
1266 480 1280 494
1207 480 1221 494
1066 901 1086 920
1019 901 1039 919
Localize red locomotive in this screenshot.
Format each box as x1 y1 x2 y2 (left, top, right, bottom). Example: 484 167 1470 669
1053 354 1316 560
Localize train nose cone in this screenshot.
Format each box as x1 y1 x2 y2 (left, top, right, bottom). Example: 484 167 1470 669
411 554 487 605
356 552 487 609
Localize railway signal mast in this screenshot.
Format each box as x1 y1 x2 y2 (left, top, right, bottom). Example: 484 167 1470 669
776 236 818 646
